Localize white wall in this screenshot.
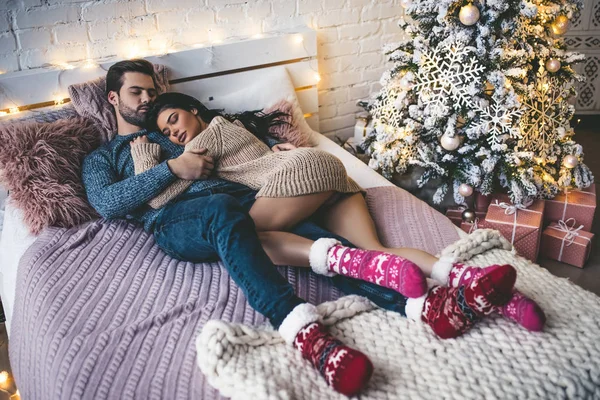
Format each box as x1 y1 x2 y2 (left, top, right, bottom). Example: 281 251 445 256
0 0 405 138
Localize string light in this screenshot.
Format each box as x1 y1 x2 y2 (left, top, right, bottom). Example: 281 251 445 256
252 33 264 39
294 35 304 44
314 72 321 82
9 107 19 114
0 111 7 117
0 371 7 386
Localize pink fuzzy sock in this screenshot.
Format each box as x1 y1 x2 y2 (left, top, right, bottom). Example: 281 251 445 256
309 239 427 298
496 291 546 332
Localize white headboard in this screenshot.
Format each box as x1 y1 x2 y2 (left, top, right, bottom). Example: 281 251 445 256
0 28 319 130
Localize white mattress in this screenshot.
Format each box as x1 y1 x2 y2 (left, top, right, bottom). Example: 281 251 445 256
0 133 395 336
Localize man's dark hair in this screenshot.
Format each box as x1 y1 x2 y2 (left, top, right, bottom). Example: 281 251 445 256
105 59 156 96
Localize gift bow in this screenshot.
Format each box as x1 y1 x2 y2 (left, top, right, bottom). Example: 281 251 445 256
495 199 534 216
550 218 588 262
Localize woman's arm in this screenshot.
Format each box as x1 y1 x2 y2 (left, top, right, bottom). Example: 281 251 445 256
130 137 193 209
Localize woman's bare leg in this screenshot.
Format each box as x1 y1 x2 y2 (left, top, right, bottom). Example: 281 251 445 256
258 231 312 267
321 193 438 276
249 191 335 232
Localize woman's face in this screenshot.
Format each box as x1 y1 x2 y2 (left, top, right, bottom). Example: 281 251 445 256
157 107 202 145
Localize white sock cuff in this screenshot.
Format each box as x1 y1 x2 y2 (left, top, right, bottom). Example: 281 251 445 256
405 278 438 321
309 238 340 277
278 303 320 345
430 256 456 286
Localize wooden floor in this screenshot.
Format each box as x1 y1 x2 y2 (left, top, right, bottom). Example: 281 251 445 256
0 116 597 398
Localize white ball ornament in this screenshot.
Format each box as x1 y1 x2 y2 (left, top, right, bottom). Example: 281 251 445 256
400 0 413 8
399 77 413 90
459 4 480 26
563 155 579 169
546 59 561 73
440 133 462 151
458 183 474 197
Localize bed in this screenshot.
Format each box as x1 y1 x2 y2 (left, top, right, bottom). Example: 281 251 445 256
1 29 598 400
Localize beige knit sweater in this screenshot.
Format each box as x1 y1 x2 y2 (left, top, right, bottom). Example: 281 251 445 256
131 116 362 209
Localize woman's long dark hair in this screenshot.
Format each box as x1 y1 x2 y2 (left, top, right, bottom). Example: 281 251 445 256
146 92 289 140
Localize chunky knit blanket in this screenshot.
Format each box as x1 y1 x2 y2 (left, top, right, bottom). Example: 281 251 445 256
131 117 362 209
196 229 600 400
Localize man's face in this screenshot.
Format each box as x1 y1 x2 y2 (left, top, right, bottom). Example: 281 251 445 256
108 72 157 127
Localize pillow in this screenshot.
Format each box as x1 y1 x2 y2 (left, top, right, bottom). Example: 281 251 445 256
0 117 101 234
205 66 318 146
263 99 314 148
68 64 169 143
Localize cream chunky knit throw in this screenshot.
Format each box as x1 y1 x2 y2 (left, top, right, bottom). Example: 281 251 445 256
196 229 600 399
131 117 362 209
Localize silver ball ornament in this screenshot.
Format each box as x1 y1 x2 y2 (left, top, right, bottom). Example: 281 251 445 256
462 208 476 223
563 155 579 169
458 183 474 197
459 4 480 26
546 59 561 73
400 0 413 8
440 133 462 151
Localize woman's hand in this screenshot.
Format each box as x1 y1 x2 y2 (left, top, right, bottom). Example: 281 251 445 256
131 135 150 146
167 148 214 180
272 143 297 152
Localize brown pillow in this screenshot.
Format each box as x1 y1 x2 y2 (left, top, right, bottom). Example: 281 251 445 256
0 117 101 234
264 99 317 148
68 64 169 143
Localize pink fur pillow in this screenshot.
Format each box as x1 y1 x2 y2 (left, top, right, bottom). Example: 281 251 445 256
0 117 102 234
264 99 317 148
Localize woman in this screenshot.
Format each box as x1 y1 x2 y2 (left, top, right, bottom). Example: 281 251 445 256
135 92 544 330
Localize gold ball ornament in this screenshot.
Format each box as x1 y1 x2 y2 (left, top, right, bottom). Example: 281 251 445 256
440 132 462 151
461 208 476 223
546 59 561 73
458 183 474 197
459 4 480 26
563 155 579 169
551 15 569 35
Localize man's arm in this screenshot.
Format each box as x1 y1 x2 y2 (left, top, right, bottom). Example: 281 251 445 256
82 150 177 219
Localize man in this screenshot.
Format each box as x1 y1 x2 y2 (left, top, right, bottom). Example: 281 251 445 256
82 59 412 396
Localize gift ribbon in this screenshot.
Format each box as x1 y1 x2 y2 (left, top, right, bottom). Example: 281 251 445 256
492 199 537 244
548 218 590 262
469 217 479 234
561 187 596 221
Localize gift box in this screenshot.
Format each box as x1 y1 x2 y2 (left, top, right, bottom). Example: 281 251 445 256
446 207 485 227
545 184 596 231
485 194 545 262
540 220 594 268
475 193 493 212
460 218 490 234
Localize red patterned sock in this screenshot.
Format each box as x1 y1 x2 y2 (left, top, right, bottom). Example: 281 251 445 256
433 259 516 315
309 239 427 298
495 290 546 331
407 285 479 339
293 322 373 396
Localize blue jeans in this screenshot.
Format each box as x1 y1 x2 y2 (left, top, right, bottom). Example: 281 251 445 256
152 182 407 328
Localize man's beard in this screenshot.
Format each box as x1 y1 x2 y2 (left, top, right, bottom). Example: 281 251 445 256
118 101 147 127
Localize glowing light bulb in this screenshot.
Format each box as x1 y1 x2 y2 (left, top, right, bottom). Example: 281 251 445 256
9 107 19 114
82 60 96 69
127 46 140 59
58 62 74 70
314 72 321 82
0 371 8 385
192 43 204 48
295 35 304 44
252 33 264 39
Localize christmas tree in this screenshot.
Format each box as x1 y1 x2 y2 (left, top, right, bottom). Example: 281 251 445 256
361 0 594 206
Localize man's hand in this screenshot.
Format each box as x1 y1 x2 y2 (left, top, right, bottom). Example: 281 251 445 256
272 143 297 152
131 135 149 146
167 148 214 180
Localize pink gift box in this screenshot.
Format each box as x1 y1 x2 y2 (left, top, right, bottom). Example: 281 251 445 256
485 194 545 262
446 208 485 227
475 193 493 212
545 184 596 231
460 218 490 234
540 221 594 268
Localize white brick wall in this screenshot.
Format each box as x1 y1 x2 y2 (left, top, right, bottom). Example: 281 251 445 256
0 0 405 138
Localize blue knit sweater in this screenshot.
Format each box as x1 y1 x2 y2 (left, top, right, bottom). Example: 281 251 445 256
82 129 281 232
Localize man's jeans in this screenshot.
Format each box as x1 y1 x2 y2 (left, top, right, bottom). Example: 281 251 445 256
152 182 407 328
